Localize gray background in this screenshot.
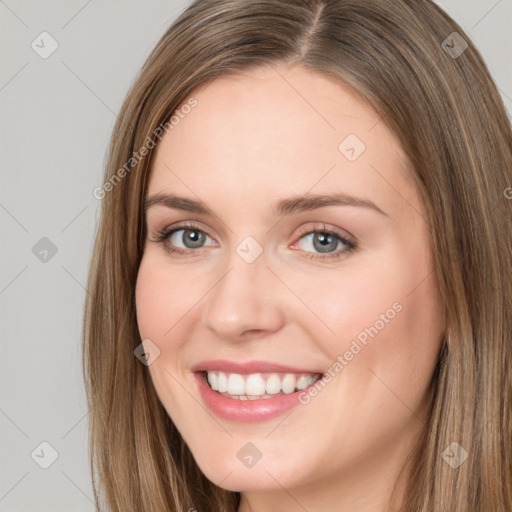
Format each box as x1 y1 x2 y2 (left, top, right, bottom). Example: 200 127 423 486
1 1 511 510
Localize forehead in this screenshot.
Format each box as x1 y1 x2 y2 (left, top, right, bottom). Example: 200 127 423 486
147 64 421 220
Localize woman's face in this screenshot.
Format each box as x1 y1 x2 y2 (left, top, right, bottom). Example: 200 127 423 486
135 64 444 503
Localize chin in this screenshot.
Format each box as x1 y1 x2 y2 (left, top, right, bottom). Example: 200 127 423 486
189 441 310 492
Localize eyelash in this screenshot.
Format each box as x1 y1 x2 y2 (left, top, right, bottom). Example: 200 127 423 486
151 221 357 261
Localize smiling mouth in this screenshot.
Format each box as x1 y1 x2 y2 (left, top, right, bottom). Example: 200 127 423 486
203 370 323 400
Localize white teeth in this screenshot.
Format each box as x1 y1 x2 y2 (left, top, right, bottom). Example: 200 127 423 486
205 370 321 399
281 374 296 394
207 371 218 391
217 372 228 392
265 373 282 395
245 373 266 395
296 374 315 390
227 373 245 395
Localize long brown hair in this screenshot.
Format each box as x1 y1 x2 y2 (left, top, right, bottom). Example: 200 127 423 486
83 1 512 510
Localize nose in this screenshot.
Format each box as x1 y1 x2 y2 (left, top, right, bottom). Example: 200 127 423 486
201 248 286 342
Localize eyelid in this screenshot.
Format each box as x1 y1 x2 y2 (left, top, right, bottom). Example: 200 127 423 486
155 220 218 243
292 222 356 246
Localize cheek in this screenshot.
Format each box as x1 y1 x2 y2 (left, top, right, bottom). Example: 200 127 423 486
134 258 198 417
135 259 187 355
311 245 443 415
300 255 412 353
135 264 165 339
135 254 198 327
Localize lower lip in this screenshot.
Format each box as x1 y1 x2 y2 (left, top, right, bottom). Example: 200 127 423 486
194 372 316 423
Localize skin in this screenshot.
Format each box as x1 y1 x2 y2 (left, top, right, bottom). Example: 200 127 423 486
135 64 444 512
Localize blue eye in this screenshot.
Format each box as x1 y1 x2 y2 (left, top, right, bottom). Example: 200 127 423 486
291 223 356 260
294 230 355 257
152 222 356 260
168 227 213 250
152 222 215 258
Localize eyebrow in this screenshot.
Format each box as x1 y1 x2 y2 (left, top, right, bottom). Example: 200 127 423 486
144 192 388 217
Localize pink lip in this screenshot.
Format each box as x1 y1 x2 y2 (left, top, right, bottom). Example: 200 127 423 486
191 360 323 423
190 359 320 375
194 373 317 423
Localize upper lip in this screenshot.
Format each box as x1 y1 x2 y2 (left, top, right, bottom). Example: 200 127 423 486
190 359 322 375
